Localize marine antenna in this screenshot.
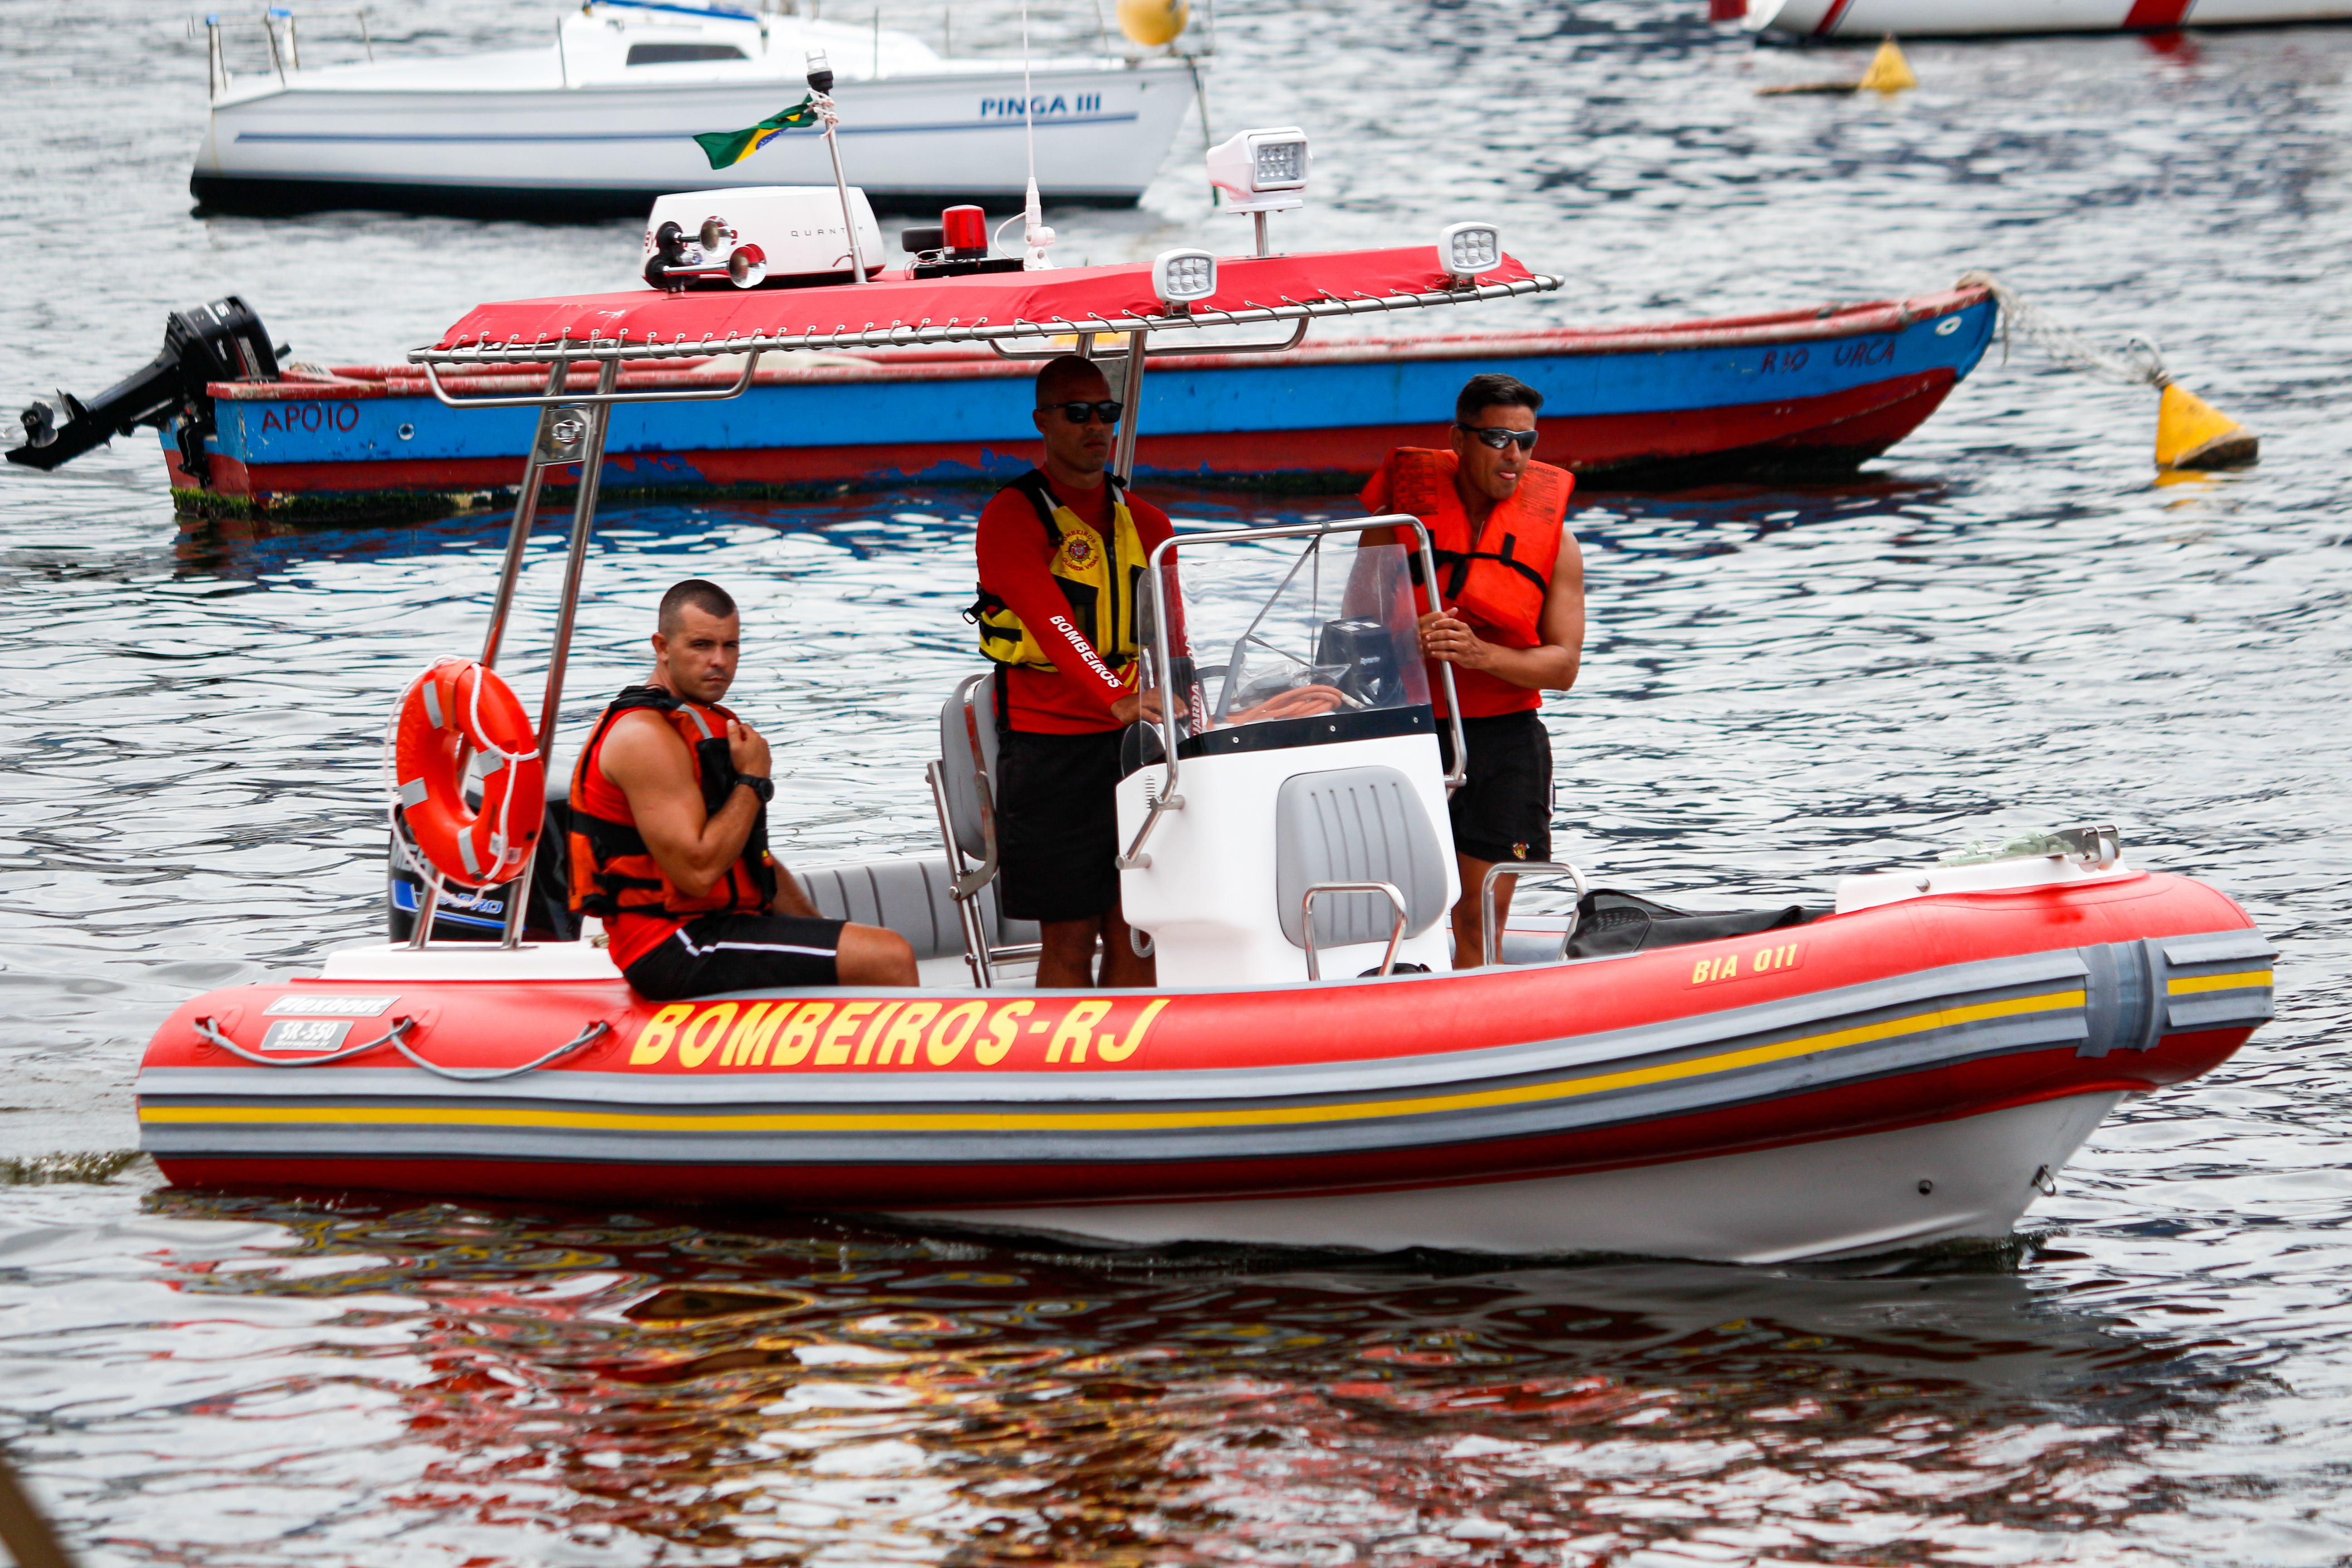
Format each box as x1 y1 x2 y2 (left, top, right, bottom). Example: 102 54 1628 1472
1018 0 1054 268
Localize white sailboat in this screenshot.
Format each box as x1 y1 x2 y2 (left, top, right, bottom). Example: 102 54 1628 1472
1742 0 2352 38
191 0 1202 215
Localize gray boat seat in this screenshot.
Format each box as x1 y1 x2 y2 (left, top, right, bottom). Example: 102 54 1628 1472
798 855 1035 962
1274 765 1449 950
936 671 1002 862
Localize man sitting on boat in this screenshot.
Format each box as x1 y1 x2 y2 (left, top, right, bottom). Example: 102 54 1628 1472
1361 373 1585 969
568 578 918 998
970 355 1176 989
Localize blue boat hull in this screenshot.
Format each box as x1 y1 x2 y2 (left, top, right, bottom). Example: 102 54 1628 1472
171 288 1996 515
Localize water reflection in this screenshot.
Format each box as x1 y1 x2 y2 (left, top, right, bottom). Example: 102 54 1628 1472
117 1190 2253 1566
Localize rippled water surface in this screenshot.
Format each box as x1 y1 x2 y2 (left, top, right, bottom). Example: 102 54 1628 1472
3 0 2351 1562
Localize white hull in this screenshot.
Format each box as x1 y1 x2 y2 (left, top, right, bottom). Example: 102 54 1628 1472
1749 0 2352 35
194 10 1197 210
892 1092 2124 1264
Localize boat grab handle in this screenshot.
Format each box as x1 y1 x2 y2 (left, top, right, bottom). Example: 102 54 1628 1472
989 318 1309 362
194 1015 612 1081
1481 861 1588 968
416 353 761 410
1301 881 1408 981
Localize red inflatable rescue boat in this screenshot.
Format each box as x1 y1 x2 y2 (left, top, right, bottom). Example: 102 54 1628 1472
135 206 2274 1263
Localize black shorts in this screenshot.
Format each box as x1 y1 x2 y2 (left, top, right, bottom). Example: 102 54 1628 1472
622 911 847 1000
1438 710 1554 865
995 725 1124 924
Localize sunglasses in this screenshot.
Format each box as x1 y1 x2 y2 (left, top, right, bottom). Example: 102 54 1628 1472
1457 423 1539 452
1045 400 1124 425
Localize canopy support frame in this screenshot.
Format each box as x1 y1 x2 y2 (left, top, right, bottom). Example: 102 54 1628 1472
399 267 1557 948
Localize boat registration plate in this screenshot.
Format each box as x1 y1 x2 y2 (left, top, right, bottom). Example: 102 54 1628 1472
257 1019 353 1055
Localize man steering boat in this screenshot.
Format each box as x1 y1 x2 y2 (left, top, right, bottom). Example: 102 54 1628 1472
970 355 1176 990
1361 373 1585 969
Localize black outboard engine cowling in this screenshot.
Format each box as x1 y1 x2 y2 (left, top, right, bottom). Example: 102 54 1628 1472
387 783 581 946
7 297 282 484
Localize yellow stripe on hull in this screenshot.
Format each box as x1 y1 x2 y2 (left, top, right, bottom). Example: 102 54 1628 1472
2166 969 2272 995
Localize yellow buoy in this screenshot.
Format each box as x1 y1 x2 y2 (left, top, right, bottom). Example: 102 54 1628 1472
1857 36 1916 95
1117 0 1189 48
2154 382 2259 470
1756 34 1915 95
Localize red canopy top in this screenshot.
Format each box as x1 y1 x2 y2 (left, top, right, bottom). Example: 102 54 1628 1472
422 246 1550 361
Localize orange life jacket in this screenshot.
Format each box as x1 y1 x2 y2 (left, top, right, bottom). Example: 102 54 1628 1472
1374 449 1573 645
567 686 777 922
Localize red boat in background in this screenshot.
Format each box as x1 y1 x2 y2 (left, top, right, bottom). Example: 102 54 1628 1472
14 282 1998 520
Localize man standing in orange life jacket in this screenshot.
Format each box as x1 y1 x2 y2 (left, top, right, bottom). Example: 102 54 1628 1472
971 356 1176 989
1360 373 1585 969
568 578 917 999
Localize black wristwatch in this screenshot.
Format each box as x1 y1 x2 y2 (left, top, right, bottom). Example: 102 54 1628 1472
737 773 774 804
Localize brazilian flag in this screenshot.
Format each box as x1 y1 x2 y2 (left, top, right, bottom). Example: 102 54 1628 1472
692 97 820 169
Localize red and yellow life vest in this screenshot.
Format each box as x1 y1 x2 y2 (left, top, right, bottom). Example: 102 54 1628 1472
567 686 777 923
1373 448 1573 645
971 469 1147 674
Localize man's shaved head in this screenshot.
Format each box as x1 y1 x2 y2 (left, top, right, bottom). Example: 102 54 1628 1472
1034 354 1112 408
658 578 738 637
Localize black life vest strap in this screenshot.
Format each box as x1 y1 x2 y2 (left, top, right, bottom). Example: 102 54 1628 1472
1431 543 1551 602
967 467 1130 643
577 685 776 913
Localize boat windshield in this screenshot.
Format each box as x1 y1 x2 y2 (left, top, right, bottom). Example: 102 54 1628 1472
1137 533 1430 760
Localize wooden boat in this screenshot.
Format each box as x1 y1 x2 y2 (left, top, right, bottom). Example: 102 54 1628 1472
131 214 2271 1262
132 286 1995 519
1743 0 2352 37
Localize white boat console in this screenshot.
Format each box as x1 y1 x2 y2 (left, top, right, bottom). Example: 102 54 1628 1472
1116 519 1463 985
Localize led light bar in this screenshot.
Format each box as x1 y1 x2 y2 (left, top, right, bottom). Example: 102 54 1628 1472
1152 247 1218 310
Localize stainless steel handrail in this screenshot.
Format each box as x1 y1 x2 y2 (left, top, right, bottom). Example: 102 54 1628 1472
1302 881 1407 981
416 352 762 410
988 317 1310 362
406 274 1563 381
1480 860 1588 969
1117 513 1468 873
492 358 620 949
1110 328 1147 482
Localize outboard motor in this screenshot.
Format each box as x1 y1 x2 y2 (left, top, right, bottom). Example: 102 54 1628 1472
6 297 283 485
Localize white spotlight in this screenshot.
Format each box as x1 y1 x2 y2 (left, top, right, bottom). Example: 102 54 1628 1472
1152 247 1218 313
1205 127 1310 213
1438 221 1502 285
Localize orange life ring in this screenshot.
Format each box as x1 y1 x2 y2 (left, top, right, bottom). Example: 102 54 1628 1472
392 658 545 889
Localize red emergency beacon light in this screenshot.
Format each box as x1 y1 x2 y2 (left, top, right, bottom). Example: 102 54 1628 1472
903 203 1022 278
941 204 989 254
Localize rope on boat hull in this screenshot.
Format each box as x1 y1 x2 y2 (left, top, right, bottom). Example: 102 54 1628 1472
194 1015 611 1082
1958 269 2259 471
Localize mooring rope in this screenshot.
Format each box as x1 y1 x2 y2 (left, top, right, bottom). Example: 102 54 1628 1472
1957 270 2173 388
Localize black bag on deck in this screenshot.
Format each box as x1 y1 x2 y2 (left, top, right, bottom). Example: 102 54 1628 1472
1563 889 1819 960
